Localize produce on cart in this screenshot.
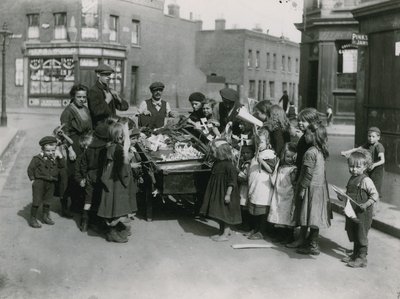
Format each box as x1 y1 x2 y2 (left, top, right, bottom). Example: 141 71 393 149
134 125 211 221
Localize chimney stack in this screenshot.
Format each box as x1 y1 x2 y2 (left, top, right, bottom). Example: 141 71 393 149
215 19 226 30
168 4 180 18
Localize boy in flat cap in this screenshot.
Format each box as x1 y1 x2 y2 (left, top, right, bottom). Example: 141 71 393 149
138 82 177 129
87 63 129 128
27 136 65 228
213 87 243 134
341 126 385 202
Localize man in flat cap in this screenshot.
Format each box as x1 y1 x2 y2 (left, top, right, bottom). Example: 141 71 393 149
138 81 177 129
87 63 129 127
213 87 243 134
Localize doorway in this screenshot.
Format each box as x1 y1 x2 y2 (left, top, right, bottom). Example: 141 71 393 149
131 66 138 105
308 61 319 108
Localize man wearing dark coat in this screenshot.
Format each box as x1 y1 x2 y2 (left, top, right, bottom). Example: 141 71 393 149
279 90 289 112
87 63 129 127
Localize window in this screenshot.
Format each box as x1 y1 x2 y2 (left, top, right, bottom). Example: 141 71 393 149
262 80 266 100
257 80 262 100
282 82 287 95
109 15 118 42
266 52 270 70
27 14 39 39
249 80 256 98
273 53 277 70
282 55 286 71
255 51 260 68
103 59 123 93
289 83 292 99
54 13 67 40
81 0 99 40
248 50 253 68
269 81 275 98
288 56 292 72
29 58 75 95
131 20 140 45
295 58 299 73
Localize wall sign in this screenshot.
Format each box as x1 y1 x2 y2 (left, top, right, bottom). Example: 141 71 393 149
395 41 400 56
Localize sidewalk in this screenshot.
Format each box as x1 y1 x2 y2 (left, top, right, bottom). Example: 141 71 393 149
0 126 18 160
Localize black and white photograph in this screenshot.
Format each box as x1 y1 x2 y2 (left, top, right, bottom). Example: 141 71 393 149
0 0 399 298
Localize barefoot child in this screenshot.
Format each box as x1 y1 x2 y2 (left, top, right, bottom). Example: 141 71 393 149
200 139 241 241
339 150 378 268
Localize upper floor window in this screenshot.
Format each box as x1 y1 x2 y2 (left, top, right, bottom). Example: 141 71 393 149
27 14 40 39
54 13 67 40
295 58 299 73
288 56 292 72
273 53 277 70
81 0 99 40
266 52 270 70
247 50 253 68
255 51 260 68
109 15 118 42
131 20 140 45
282 55 286 71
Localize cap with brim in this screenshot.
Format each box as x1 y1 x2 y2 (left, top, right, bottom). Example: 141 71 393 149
39 136 57 147
149 82 165 91
219 88 239 102
368 126 381 135
95 63 115 74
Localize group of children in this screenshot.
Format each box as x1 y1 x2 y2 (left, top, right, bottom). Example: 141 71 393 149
199 105 385 268
27 117 141 243
26 95 385 267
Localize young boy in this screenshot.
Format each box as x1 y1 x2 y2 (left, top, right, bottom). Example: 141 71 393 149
341 126 385 197
27 136 64 228
338 150 378 268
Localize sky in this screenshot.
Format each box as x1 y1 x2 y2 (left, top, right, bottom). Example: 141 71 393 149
164 0 303 42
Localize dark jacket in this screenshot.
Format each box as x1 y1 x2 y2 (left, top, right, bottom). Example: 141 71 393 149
87 80 129 127
75 140 108 184
27 154 64 182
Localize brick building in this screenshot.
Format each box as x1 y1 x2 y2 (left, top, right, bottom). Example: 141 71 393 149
196 21 300 105
0 0 205 109
295 0 386 123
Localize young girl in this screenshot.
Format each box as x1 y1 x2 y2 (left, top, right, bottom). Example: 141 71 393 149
97 122 137 243
286 107 322 248
200 139 242 241
238 144 255 232
265 104 291 156
295 124 331 255
267 142 297 243
253 100 272 123
247 128 278 240
339 150 378 268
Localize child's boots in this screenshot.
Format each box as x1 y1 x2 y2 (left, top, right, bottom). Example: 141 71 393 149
42 205 55 225
60 197 73 218
348 246 367 268
29 206 42 228
80 211 89 232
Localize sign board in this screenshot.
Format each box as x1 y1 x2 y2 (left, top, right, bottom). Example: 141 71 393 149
352 33 368 46
396 41 400 56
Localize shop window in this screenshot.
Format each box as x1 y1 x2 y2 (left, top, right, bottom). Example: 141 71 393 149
248 80 255 98
29 58 75 95
54 13 67 40
103 59 123 93
269 81 275 98
81 0 99 40
255 51 260 68
27 14 39 40
273 53 277 70
266 52 270 70
131 20 140 45
248 50 253 68
109 15 118 42
337 41 358 89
